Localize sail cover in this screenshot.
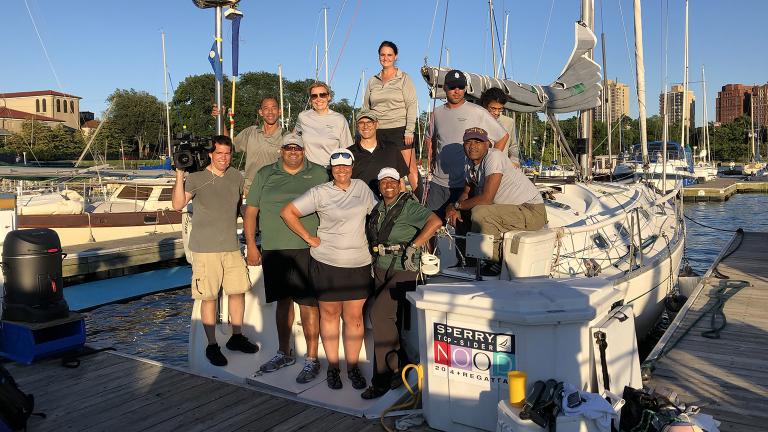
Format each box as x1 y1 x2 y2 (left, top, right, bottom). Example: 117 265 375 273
421 22 602 114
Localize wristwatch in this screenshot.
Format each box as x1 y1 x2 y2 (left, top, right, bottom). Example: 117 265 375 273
453 201 461 210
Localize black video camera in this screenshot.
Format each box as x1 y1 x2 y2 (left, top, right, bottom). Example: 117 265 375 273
172 133 212 172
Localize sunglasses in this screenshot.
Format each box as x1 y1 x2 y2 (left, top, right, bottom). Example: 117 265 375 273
446 85 466 91
330 152 353 160
310 92 329 100
282 145 303 152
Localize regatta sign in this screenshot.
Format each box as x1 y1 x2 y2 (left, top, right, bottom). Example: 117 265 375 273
432 323 516 385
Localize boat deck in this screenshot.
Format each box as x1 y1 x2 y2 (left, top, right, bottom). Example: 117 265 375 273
683 177 768 201
646 231 768 431
5 351 389 432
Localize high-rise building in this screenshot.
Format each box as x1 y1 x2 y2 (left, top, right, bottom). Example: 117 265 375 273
659 84 695 128
716 84 751 124
594 80 630 123
750 83 768 127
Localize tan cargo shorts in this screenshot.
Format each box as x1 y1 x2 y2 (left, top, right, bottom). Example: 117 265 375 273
190 251 250 300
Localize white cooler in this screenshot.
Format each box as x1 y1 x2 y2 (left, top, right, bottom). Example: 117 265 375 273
407 276 624 432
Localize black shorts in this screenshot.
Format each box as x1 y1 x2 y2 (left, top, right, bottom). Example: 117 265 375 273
309 257 372 302
262 248 317 306
377 126 410 149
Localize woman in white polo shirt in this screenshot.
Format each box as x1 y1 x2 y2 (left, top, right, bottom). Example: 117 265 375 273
281 148 376 390
295 82 354 167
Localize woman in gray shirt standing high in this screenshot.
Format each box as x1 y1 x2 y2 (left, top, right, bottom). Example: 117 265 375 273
281 148 377 391
363 41 419 193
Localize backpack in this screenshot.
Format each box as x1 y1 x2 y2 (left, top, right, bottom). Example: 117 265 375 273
0 364 34 431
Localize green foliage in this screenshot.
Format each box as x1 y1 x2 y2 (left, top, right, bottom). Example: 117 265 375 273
2 121 84 160
106 89 164 157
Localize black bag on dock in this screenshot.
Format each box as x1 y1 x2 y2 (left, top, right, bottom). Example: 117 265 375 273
0 364 34 431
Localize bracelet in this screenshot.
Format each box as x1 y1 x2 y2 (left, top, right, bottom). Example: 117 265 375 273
453 201 461 210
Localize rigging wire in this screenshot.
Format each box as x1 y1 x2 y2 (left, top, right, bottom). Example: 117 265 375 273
534 0 556 82
328 0 349 47
23 0 63 92
423 0 441 62
329 0 361 85
616 0 637 96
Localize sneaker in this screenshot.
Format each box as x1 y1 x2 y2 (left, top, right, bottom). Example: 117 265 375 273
347 366 367 390
260 351 296 373
326 367 343 389
295 358 321 384
361 373 390 400
205 343 228 366
226 333 259 354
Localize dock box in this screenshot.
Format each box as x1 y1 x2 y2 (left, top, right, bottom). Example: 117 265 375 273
0 312 85 364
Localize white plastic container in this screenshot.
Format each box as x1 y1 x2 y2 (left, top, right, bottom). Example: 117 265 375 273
407 277 623 432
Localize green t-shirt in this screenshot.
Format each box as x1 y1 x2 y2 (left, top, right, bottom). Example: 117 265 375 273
371 194 433 271
246 159 328 250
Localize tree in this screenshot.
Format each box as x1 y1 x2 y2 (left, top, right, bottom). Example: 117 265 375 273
3 121 84 160
106 89 164 157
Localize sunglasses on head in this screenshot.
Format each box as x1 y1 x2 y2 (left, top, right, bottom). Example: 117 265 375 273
446 85 465 91
310 92 329 100
330 152 353 160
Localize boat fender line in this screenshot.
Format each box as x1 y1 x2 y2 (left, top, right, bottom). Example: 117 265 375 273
379 363 424 432
86 213 95 243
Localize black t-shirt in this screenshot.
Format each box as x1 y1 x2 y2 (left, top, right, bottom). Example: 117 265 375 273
348 140 409 194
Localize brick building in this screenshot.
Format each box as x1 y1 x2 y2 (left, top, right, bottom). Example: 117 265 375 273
716 84 751 124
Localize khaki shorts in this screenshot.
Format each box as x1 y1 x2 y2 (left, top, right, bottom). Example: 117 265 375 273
190 251 250 300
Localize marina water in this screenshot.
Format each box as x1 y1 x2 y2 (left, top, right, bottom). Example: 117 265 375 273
83 194 768 367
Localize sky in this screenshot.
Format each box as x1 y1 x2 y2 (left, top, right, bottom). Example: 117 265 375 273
2 0 767 127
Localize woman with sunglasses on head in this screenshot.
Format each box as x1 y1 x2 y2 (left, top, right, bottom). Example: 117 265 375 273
296 82 354 167
363 41 419 193
281 148 377 391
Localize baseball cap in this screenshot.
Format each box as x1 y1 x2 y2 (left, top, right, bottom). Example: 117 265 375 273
357 109 378 122
281 132 304 148
329 148 355 166
444 69 467 89
462 127 489 143
376 167 400 181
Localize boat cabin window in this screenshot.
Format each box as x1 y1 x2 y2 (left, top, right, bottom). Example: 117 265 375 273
591 233 609 250
116 186 153 200
615 223 630 241
158 187 173 201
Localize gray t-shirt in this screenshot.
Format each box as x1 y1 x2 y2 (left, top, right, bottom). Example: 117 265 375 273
468 148 543 205
498 114 520 164
234 125 284 193
292 178 377 268
427 101 507 188
185 167 244 252
295 109 353 167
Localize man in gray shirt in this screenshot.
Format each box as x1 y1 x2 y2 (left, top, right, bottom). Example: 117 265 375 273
172 135 258 367
444 127 546 275
424 70 509 217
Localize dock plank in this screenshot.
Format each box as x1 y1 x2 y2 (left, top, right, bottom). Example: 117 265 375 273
647 231 768 430
6 352 387 431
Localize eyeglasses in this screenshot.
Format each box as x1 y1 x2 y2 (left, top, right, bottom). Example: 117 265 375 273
488 106 503 114
446 85 465 91
310 92 329 100
357 120 375 127
282 145 303 152
330 152 353 160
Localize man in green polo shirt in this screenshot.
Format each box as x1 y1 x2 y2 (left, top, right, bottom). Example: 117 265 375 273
244 132 328 383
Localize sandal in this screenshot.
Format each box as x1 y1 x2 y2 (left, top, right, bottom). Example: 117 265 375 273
347 366 367 390
326 367 343 389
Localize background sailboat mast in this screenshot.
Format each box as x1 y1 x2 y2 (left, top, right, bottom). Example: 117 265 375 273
324 7 329 83
600 29 612 176
633 0 649 167
214 6 224 134
278 64 285 129
488 0 497 78
161 32 172 160
701 65 710 164
580 0 594 179
680 0 689 149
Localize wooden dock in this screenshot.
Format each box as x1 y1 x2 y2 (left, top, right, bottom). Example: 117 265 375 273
5 351 386 432
683 178 768 201
62 232 185 279
645 231 768 431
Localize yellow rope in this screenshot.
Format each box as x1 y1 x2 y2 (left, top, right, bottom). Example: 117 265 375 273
379 363 424 432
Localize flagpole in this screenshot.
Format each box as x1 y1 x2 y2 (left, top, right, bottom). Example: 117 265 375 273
215 5 224 134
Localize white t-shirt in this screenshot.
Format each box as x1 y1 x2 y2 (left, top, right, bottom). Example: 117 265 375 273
295 109 353 167
292 178 377 268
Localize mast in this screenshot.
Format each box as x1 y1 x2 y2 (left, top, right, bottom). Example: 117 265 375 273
600 31 612 177
701 65 710 164
315 44 319 81
499 12 509 78
580 0 594 179
662 87 668 193
751 95 756 161
214 5 224 134
633 0 649 167
488 0 497 78
278 64 285 129
680 0 689 149
323 7 329 83
161 32 172 160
